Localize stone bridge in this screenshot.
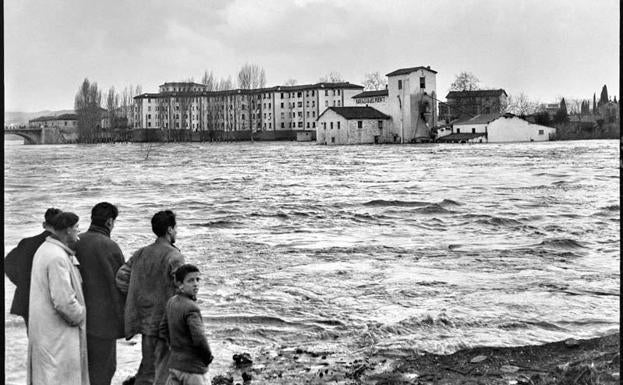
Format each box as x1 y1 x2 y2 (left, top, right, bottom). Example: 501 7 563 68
4 126 78 144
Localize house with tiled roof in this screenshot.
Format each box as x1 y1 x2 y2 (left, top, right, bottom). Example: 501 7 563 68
386 66 438 76
28 110 110 130
440 89 508 122
437 113 556 143
316 106 390 145
29 113 78 128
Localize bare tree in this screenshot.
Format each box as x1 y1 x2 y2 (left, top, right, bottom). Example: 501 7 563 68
177 79 195 142
120 86 131 130
505 92 539 116
202 70 216 91
106 86 120 134
564 98 582 115
319 72 343 83
362 71 387 90
216 76 234 91
238 63 266 89
449 72 481 91
74 78 102 143
284 79 298 86
126 85 137 129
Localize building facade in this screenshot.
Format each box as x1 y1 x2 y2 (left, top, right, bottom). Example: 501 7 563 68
133 82 364 140
29 114 78 128
352 89 389 115
316 106 390 145
386 66 438 143
438 113 556 143
441 89 508 122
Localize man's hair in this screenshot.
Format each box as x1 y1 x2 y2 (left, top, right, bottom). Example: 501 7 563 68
44 208 62 226
91 202 119 227
174 264 200 283
151 210 176 237
51 212 79 231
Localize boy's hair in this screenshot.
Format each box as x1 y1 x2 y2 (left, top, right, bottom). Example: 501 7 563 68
91 202 119 227
51 212 79 231
151 210 176 237
44 208 62 226
174 264 200 283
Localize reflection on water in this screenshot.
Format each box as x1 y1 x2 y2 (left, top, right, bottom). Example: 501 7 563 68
4 140 620 359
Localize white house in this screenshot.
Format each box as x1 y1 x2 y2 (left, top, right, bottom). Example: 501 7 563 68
438 113 556 143
316 106 390 145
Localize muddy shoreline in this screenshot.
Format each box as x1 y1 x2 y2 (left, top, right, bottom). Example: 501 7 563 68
213 332 620 385
4 324 619 385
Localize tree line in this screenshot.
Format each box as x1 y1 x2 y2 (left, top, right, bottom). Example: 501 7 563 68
74 79 142 143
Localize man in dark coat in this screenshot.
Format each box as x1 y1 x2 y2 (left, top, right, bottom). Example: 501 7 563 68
4 207 62 328
116 210 184 385
75 202 126 385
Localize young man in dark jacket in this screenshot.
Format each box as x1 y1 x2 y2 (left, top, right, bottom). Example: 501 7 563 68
116 210 185 385
159 264 213 384
4 207 61 328
75 202 126 385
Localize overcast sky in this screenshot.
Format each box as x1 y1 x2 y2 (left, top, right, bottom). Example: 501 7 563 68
4 0 620 112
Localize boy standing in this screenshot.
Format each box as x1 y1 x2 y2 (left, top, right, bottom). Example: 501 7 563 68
160 264 213 385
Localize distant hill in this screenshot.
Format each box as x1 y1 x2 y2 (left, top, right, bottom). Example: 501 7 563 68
5 110 74 126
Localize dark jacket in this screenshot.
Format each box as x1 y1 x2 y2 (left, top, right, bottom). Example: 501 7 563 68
74 224 126 339
4 231 51 321
159 292 212 373
116 238 184 339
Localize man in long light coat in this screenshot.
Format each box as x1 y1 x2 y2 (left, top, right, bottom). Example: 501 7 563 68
28 211 89 385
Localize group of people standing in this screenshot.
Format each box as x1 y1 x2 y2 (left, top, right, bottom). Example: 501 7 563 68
5 203 213 385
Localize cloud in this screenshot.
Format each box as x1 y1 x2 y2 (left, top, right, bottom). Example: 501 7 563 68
4 0 619 111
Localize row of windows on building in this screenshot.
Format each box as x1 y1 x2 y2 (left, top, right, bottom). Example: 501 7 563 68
145 98 341 111
144 89 343 104
321 121 384 130
144 120 320 130
145 108 322 121
142 99 344 123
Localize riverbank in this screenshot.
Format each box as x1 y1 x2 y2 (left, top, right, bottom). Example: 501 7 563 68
212 332 620 384
5 324 618 385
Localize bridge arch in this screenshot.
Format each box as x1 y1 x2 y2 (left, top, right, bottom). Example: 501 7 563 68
4 131 40 144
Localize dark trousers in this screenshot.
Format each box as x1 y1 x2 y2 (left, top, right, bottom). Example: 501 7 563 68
87 334 117 385
135 334 170 385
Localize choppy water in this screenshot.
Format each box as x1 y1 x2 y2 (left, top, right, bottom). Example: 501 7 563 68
4 140 620 360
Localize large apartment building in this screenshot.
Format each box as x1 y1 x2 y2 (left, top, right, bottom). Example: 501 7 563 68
133 81 364 139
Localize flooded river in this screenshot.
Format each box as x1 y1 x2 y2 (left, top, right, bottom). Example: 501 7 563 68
4 139 619 375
